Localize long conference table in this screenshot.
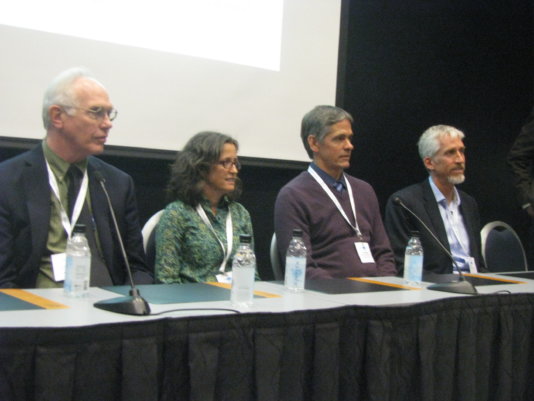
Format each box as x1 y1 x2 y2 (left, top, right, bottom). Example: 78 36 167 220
2 272 534 401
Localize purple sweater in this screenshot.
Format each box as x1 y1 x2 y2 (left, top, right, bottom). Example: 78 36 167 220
274 171 397 278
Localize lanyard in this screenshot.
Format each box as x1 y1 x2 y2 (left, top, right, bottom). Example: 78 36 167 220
196 204 233 273
46 161 88 239
307 166 363 239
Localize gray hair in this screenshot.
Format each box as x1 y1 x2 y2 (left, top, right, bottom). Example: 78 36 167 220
42 67 104 129
417 125 465 160
301 105 354 159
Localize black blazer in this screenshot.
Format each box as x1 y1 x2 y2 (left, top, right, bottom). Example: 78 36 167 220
384 179 485 274
0 145 153 288
507 105 534 207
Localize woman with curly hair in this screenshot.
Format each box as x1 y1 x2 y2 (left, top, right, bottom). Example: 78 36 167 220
155 131 254 283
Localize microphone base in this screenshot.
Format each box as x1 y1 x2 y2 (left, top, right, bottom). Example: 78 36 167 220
427 280 478 295
94 295 151 316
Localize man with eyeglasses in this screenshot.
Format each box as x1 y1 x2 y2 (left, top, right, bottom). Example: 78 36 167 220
274 105 396 279
0 67 153 288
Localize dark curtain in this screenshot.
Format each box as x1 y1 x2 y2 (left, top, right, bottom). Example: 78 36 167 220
1 293 534 401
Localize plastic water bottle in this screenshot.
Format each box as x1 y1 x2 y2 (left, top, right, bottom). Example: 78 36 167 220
284 228 307 291
64 224 91 297
404 232 423 286
231 234 256 307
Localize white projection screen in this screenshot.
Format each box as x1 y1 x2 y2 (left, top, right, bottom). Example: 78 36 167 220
0 0 342 162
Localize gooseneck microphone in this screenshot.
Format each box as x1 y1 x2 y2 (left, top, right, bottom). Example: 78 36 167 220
393 197 477 295
93 171 151 315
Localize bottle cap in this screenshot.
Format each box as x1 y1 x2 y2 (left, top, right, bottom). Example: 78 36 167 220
239 234 252 244
292 228 303 238
73 224 87 234
410 230 420 237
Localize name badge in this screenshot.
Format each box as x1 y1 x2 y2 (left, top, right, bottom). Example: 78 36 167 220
467 257 477 273
216 272 233 283
355 242 375 264
51 252 67 282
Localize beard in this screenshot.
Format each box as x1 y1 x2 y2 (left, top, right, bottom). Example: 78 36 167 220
447 174 465 185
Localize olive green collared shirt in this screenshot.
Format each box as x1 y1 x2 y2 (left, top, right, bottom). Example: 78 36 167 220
36 140 88 288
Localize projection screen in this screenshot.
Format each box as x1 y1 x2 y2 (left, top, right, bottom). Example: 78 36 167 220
0 0 342 162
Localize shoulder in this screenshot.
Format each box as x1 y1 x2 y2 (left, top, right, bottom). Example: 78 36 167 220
0 146 42 170
344 174 379 200
163 199 193 214
88 157 132 183
388 181 427 204
280 171 311 188
345 174 373 190
276 172 319 210
0 146 44 185
229 201 250 215
228 202 252 228
277 171 317 197
458 188 478 208
158 200 195 230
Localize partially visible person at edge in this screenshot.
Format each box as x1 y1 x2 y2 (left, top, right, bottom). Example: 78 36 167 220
155 131 254 283
274 105 396 278
0 67 152 288
507 107 534 267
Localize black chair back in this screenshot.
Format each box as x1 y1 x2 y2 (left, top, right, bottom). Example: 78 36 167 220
481 221 528 272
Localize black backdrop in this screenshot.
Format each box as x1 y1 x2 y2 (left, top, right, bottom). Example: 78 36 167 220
341 0 534 268
0 0 533 280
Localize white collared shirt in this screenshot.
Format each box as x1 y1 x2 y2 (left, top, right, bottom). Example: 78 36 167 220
428 176 471 272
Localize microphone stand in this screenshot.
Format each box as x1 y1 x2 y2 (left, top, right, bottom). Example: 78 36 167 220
394 197 477 295
93 173 151 315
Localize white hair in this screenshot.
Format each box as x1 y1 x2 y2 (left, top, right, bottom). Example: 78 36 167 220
417 125 465 160
42 67 105 129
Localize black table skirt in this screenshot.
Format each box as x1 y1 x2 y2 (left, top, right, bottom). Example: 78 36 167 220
1 293 534 401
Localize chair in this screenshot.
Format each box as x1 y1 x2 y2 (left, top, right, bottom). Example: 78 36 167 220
480 221 528 272
270 233 284 280
141 210 164 271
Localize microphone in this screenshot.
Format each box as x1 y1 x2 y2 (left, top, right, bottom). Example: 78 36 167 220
393 197 477 295
92 171 151 315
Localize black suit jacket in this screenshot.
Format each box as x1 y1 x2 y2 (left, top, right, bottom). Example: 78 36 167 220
0 145 153 288
384 179 485 274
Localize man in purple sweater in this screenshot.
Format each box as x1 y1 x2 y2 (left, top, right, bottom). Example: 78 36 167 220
274 105 397 279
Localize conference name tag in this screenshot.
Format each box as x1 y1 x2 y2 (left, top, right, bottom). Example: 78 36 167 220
216 272 233 283
467 257 477 273
355 242 375 264
51 253 67 282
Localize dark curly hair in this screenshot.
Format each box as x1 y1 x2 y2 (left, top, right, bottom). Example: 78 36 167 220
166 131 242 206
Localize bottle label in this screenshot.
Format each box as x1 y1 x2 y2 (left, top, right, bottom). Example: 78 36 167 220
285 256 306 291
404 254 423 284
230 266 255 307
64 255 90 296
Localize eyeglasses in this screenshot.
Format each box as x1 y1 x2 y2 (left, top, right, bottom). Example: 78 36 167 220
217 159 241 170
63 106 118 121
